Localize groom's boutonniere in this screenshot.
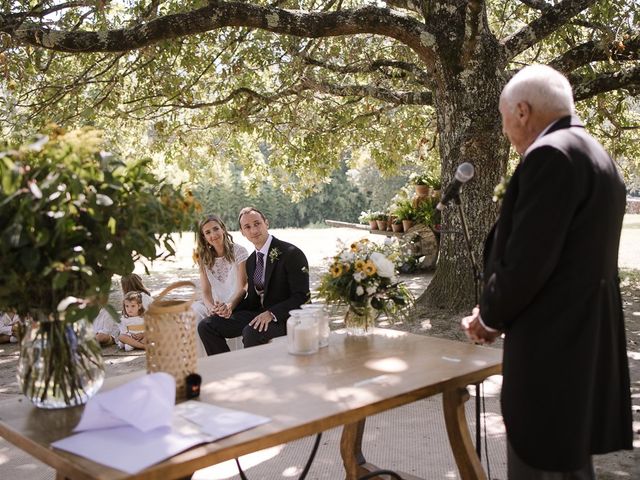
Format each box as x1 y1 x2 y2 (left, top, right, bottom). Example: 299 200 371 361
269 247 281 263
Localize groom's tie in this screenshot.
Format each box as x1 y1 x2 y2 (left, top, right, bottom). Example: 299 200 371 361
254 251 265 292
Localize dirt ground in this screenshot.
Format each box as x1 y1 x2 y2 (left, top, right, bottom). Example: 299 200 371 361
1 219 638 478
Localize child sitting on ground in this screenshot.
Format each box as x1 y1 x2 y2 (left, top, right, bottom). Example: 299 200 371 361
94 274 153 347
0 310 20 344
117 291 146 352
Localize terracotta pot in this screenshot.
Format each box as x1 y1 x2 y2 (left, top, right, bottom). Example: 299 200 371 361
391 223 403 233
369 220 378 230
414 185 430 197
402 219 414 232
376 220 388 231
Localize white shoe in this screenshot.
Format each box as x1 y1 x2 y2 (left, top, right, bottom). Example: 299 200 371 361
9 336 18 344
124 344 134 352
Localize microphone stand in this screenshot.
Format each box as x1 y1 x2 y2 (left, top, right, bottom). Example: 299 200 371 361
451 193 483 459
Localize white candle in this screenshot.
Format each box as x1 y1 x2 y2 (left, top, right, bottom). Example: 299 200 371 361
294 323 317 353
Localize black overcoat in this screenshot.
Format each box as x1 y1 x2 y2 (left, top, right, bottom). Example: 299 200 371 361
480 115 632 471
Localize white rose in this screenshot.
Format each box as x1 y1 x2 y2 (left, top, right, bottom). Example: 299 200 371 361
356 286 364 296
340 251 355 262
370 252 395 278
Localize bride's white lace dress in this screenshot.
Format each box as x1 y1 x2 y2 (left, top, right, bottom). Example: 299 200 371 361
192 243 248 355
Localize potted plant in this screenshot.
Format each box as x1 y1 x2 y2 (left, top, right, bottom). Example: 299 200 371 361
394 200 416 232
391 218 403 233
408 173 432 196
375 211 389 232
0 127 198 408
359 210 378 230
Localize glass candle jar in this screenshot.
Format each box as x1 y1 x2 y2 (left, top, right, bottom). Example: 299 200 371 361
287 309 319 355
300 303 329 348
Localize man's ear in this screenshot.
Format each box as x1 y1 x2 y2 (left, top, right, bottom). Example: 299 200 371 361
516 102 531 124
265 219 269 229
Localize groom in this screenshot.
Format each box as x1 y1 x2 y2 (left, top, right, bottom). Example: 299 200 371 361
198 207 310 355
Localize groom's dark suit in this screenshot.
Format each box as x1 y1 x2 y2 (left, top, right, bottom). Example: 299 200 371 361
480 115 632 471
198 236 310 355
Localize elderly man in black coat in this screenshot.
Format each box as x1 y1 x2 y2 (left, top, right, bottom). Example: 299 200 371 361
462 65 632 479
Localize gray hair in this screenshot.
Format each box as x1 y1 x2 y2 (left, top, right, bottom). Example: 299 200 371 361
501 65 574 116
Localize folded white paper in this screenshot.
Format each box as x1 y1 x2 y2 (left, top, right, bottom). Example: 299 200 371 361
52 373 271 475
74 372 175 433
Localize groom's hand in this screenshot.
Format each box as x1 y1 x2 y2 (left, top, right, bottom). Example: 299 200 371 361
249 311 273 332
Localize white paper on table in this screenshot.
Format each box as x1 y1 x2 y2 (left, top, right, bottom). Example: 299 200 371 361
51 373 271 475
52 414 211 475
73 372 175 433
175 401 271 440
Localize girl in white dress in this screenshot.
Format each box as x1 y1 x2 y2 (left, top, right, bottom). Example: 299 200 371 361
192 215 248 355
117 291 146 351
93 274 153 346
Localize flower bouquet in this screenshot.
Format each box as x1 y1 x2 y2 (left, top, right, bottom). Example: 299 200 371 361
318 239 413 335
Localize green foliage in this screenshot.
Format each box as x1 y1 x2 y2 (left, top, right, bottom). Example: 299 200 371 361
0 127 197 321
408 172 440 188
394 200 416 222
414 198 439 227
192 162 368 228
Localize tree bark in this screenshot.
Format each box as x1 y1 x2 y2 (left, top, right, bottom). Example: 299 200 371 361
419 7 509 311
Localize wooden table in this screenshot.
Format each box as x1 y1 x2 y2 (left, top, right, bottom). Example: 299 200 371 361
0 329 501 480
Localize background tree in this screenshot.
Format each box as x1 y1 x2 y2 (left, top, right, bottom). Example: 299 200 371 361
0 0 638 310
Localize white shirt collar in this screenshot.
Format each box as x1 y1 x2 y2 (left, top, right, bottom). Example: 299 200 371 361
257 234 273 257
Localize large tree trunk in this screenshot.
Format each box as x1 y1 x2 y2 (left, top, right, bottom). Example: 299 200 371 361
419 10 510 311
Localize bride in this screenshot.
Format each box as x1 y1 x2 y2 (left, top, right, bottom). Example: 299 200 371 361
192 214 248 356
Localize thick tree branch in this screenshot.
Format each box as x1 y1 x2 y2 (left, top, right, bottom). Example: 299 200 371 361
502 0 597 59
461 0 484 67
550 33 640 73
572 64 640 101
2 3 437 64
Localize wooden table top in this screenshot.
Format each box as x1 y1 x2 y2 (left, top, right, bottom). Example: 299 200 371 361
0 329 501 480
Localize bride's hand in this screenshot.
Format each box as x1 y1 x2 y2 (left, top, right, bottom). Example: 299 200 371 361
217 303 232 318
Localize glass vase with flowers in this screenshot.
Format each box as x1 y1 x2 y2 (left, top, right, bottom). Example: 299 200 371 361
0 126 198 408
318 239 413 335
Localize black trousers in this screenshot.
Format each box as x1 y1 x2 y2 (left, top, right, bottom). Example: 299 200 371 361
507 441 595 480
197 310 287 355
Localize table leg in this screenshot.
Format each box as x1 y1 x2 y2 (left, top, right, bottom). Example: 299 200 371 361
340 419 423 480
340 419 368 479
442 387 487 480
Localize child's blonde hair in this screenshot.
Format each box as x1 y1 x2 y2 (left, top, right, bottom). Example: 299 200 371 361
122 291 144 318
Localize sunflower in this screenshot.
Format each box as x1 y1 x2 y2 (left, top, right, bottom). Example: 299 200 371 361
364 260 377 276
330 263 343 278
354 259 366 271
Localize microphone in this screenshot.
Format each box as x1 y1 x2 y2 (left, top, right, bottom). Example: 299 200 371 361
436 162 475 210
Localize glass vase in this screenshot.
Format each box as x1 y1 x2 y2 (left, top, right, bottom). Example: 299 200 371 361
344 301 375 336
17 312 105 409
